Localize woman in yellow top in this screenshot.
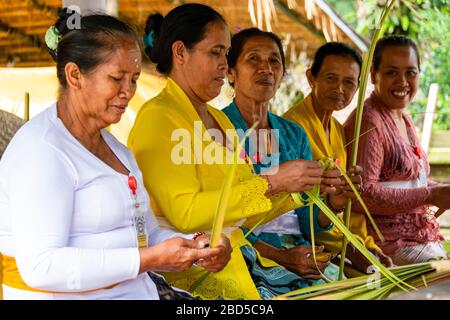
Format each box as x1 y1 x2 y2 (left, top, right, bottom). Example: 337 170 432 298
284 42 394 271
128 4 341 299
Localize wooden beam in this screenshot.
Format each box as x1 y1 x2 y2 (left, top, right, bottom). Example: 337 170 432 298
5 46 42 54
0 60 53 67
0 38 26 46
7 19 55 29
273 0 325 41
23 28 49 35
0 9 42 18
26 0 59 18
0 19 45 49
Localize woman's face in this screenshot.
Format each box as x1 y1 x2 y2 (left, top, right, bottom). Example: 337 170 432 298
227 36 284 104
371 45 419 110
79 41 141 127
307 54 360 112
182 21 230 102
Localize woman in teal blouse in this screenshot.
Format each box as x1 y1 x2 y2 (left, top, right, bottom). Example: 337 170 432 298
223 28 345 289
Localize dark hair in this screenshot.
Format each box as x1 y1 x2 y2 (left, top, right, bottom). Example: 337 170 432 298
48 8 138 88
372 35 420 71
143 3 226 74
310 42 362 77
226 28 286 76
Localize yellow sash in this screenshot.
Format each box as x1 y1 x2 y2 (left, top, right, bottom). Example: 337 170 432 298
0 253 3 299
284 94 347 169
284 95 381 253
1 255 116 294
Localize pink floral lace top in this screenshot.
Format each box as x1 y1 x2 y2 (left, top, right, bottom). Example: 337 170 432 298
344 92 443 255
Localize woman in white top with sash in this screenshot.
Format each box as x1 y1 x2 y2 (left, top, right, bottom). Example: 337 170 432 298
0 9 231 300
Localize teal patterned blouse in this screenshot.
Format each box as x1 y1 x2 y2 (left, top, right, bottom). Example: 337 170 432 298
223 100 332 248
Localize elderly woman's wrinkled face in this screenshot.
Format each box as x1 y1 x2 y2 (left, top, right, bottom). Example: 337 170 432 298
79 41 141 126
182 21 230 103
227 36 284 104
371 45 419 110
308 54 360 112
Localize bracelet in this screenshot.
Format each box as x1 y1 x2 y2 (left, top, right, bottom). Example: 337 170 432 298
193 231 207 240
323 194 343 214
261 174 273 194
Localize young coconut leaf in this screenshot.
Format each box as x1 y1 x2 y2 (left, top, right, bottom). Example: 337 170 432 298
339 0 396 280
191 122 259 293
305 191 413 291
209 121 259 247
279 261 443 300
307 183 334 283
335 164 384 241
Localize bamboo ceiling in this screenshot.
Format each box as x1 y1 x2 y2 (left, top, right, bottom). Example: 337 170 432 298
0 0 368 67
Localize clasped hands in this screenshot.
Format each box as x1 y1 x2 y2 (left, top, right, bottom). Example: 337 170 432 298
139 233 232 274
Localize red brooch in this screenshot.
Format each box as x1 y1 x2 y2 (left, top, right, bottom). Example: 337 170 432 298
128 175 137 196
414 146 421 158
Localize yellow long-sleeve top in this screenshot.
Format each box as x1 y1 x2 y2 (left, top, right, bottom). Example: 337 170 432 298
283 94 381 253
128 78 297 300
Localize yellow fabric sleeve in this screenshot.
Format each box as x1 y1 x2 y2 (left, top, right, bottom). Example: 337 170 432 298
284 96 382 254
128 105 272 233
243 191 299 229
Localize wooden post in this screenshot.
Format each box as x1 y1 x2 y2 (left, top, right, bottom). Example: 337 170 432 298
421 83 439 154
24 91 30 121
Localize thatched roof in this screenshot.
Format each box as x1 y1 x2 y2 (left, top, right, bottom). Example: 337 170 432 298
0 109 25 159
0 0 368 67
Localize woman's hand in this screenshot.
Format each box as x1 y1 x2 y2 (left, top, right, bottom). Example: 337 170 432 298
254 241 330 279
346 243 394 273
321 168 345 194
138 236 230 273
280 245 330 279
429 185 450 211
263 159 324 195
373 250 394 268
193 233 232 273
328 165 363 209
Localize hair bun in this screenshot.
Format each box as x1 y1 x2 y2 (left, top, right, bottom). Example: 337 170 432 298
144 13 163 46
55 7 80 35
143 13 163 64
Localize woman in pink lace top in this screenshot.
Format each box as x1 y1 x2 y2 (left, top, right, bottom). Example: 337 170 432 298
344 35 450 265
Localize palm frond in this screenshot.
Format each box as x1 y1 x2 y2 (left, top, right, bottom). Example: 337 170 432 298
210 121 259 247
279 261 450 300
339 0 397 280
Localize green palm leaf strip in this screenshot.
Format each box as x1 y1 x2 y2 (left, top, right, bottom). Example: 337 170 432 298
273 272 370 299
308 185 333 283
277 261 450 300
192 192 307 292
335 165 384 241
304 191 413 292
209 121 260 247
339 0 396 280
191 121 259 293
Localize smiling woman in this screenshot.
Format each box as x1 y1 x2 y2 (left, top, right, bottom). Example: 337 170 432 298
283 42 394 272
344 35 450 265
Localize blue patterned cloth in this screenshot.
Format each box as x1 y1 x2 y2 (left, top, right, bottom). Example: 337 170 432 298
223 101 339 298
223 100 332 248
